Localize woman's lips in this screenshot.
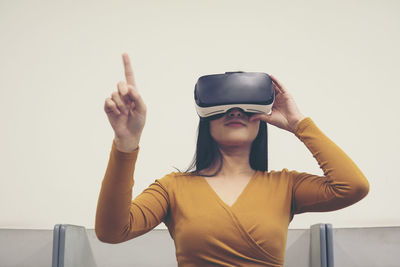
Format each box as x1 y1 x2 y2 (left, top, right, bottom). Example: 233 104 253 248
226 123 245 127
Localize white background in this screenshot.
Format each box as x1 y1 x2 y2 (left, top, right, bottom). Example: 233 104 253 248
0 0 399 229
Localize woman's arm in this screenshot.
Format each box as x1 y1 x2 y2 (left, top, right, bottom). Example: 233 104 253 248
95 140 170 244
290 117 370 214
248 74 369 214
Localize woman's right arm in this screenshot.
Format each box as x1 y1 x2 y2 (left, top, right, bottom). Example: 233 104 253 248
95 53 168 243
95 140 170 244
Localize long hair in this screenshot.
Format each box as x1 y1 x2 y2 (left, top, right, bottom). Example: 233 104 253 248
175 118 268 177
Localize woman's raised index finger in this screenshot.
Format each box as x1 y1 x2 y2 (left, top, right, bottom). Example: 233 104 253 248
122 53 136 87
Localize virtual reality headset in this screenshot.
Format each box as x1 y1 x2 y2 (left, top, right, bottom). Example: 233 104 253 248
194 71 275 120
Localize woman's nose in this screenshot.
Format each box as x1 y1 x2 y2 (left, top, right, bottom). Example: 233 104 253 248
227 108 244 117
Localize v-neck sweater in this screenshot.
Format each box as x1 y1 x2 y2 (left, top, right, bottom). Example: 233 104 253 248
95 117 370 266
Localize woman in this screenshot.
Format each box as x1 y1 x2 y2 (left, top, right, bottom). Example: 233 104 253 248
95 53 370 266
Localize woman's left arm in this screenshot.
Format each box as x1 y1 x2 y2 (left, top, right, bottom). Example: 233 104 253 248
250 74 370 213
288 117 370 214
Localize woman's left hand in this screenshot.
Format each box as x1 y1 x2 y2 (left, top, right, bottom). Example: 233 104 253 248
249 74 306 133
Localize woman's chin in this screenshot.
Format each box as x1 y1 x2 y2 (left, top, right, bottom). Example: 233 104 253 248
217 138 252 148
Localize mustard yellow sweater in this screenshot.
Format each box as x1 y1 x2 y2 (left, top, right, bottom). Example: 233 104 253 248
95 117 370 266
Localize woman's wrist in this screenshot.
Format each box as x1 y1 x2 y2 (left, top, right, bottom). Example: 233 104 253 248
113 137 139 153
289 115 306 133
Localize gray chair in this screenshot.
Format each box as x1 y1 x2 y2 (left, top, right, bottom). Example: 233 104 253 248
310 223 334 267
52 224 97 267
332 226 400 267
51 223 333 267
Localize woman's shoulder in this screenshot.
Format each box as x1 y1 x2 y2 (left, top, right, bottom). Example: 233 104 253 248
161 171 198 178
155 171 198 185
260 168 299 179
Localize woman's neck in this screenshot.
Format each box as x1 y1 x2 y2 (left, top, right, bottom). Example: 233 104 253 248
200 144 255 178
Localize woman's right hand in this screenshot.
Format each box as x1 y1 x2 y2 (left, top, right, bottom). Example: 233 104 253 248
104 53 147 152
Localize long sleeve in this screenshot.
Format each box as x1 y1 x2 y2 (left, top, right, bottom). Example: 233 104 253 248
95 140 170 244
289 117 370 214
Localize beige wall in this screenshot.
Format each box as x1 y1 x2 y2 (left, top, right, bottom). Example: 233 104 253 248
0 0 399 229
